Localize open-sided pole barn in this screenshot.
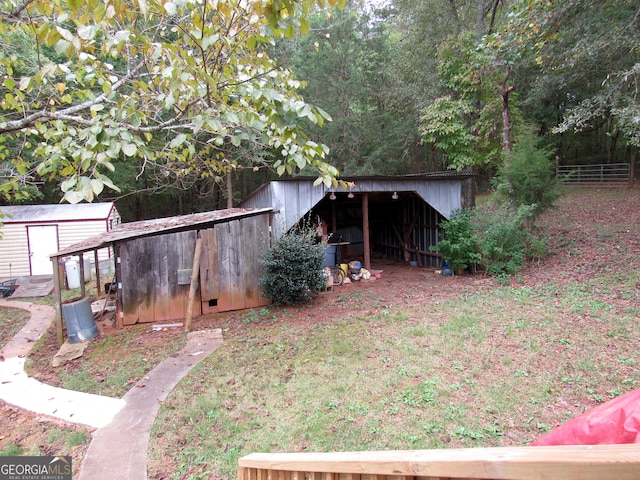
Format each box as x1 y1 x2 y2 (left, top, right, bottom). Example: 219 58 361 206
51 208 273 343
241 174 472 270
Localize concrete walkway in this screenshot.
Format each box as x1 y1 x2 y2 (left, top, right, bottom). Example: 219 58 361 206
0 298 224 479
0 300 124 428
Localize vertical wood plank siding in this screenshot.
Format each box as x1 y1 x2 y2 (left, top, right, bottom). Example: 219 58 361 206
215 214 271 312
120 230 197 324
119 212 271 324
200 228 219 314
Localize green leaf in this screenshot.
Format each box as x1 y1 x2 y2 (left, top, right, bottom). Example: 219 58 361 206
67 0 84 10
18 77 31 90
98 174 121 193
299 18 310 35
91 179 104 195
53 39 71 55
164 1 176 15
77 25 98 40
294 153 306 169
64 191 85 204
60 177 77 192
170 134 188 148
122 142 137 157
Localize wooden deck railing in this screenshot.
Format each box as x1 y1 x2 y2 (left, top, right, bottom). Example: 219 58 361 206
238 444 640 480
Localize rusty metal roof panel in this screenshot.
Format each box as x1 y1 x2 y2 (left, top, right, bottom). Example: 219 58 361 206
52 207 272 257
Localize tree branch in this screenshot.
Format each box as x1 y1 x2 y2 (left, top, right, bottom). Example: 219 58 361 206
0 58 148 134
1 0 37 23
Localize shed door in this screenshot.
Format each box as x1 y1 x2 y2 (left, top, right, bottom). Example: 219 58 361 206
199 227 219 306
210 214 271 312
27 225 58 275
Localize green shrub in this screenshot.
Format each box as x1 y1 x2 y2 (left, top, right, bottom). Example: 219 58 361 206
495 129 561 216
259 221 327 306
431 209 481 273
472 203 545 277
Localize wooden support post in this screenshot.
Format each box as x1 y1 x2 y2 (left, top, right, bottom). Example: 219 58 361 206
362 193 370 271
94 249 102 295
78 253 86 298
52 257 64 346
184 234 203 332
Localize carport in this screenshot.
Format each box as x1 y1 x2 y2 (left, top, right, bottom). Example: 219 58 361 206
241 173 474 271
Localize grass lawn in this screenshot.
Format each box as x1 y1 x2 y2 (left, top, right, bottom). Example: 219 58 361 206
0 306 30 350
146 187 640 479
146 271 640 479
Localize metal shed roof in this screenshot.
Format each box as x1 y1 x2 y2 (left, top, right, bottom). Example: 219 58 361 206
0 202 117 223
242 173 470 237
52 207 273 258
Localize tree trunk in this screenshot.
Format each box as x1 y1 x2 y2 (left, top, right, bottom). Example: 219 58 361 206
226 169 233 209
447 0 462 34
499 64 515 162
476 0 502 38
464 169 476 208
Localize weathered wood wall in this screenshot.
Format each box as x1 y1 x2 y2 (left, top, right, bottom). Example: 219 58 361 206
199 227 219 315
200 214 271 314
118 212 271 325
118 230 198 325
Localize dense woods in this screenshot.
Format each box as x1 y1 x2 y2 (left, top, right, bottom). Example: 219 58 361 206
0 0 638 220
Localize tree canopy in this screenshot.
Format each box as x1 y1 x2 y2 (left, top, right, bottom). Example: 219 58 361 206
1 0 638 215
0 0 346 203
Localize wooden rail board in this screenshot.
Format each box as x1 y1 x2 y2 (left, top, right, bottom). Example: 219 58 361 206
239 444 640 480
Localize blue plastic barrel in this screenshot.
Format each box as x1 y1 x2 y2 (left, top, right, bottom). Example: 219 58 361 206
62 297 99 343
322 245 337 267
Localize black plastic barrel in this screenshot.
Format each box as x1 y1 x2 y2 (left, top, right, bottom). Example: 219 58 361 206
62 297 99 343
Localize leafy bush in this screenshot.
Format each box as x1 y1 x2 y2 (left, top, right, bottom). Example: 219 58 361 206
495 129 561 216
432 200 548 279
259 222 327 306
472 203 545 277
430 209 481 273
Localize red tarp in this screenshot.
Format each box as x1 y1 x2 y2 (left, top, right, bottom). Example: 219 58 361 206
532 388 640 446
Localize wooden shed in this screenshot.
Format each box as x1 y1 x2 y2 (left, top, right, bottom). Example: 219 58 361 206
242 173 472 270
52 207 273 327
0 203 120 277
